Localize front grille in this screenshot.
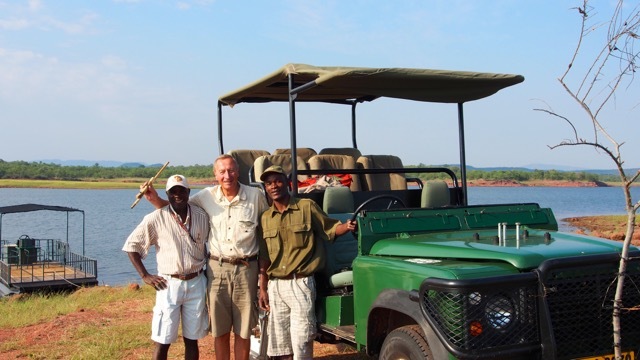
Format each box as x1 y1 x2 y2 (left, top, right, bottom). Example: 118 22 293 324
539 254 640 359
420 274 540 358
420 253 640 359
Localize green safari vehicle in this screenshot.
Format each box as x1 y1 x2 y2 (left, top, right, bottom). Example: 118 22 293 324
217 64 640 360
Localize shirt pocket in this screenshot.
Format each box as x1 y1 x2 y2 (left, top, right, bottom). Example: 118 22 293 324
263 228 281 257
289 223 310 250
239 219 257 234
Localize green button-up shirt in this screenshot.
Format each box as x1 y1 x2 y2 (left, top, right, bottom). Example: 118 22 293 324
259 197 340 278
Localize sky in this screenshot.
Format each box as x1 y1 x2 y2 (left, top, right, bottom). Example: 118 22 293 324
1 0 639 170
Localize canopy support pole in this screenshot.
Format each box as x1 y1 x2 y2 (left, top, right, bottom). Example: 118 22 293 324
217 101 224 155
351 103 358 148
458 102 468 206
289 74 299 194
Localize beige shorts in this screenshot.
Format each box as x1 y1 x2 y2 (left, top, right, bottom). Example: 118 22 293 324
206 258 258 339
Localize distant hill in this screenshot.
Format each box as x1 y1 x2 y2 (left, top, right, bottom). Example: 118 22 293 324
439 164 636 176
38 159 164 168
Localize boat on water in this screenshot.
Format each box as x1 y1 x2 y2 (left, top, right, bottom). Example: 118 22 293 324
0 204 98 295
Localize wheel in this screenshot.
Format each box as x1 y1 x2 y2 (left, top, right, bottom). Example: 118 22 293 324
379 325 433 360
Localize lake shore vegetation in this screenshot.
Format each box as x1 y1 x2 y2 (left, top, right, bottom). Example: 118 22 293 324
0 159 633 189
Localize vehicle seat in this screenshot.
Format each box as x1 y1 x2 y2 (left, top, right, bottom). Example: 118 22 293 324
307 154 362 191
319 147 362 162
320 187 356 290
357 155 407 191
252 154 308 183
273 147 317 163
227 149 270 185
421 180 451 208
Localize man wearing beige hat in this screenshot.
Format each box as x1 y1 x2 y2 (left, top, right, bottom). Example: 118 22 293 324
257 165 356 360
124 174 210 360
144 155 268 360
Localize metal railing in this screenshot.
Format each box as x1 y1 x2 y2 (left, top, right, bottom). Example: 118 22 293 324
0 238 97 286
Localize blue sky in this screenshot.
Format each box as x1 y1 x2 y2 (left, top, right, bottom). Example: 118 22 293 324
1 0 638 169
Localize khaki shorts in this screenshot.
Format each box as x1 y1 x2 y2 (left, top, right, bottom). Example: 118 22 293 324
206 258 258 339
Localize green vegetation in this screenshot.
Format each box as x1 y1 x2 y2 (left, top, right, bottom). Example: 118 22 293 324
0 285 155 359
406 164 619 183
0 286 151 329
0 160 213 181
0 159 622 184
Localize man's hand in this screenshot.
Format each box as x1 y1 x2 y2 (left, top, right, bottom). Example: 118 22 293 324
142 183 169 209
142 274 168 290
336 219 357 236
143 182 159 202
258 288 270 311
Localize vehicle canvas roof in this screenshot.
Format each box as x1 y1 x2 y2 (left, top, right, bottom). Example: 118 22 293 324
218 63 525 106
0 204 83 215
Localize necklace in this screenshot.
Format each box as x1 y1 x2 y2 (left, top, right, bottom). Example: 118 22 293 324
170 205 196 243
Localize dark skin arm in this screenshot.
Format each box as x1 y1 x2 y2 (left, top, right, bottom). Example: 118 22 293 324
258 257 270 311
126 252 167 290
143 182 170 209
336 220 356 236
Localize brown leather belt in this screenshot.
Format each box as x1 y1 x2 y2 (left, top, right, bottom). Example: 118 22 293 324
169 269 203 281
273 273 309 280
209 254 258 266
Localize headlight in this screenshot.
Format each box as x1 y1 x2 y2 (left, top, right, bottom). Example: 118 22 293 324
468 292 482 305
485 295 514 330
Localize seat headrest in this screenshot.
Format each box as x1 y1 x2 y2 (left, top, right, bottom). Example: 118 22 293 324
323 186 354 214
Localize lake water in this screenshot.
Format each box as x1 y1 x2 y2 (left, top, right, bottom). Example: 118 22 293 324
0 186 637 286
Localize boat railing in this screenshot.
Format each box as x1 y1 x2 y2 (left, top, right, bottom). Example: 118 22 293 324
0 238 97 287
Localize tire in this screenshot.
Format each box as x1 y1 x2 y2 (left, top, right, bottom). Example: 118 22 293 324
379 325 433 360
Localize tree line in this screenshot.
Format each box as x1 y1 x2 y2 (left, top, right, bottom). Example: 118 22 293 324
0 159 620 183
0 160 212 180
407 164 618 183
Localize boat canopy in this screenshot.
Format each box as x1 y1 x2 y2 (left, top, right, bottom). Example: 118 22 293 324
218 63 524 106
0 204 84 215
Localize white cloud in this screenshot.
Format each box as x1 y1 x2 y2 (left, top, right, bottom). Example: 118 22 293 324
28 0 42 11
0 18 30 30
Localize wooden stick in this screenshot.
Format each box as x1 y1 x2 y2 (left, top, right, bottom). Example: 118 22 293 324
130 161 170 209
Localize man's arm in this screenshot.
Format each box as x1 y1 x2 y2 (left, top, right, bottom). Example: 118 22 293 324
142 183 169 209
126 252 168 290
336 219 356 237
257 257 271 311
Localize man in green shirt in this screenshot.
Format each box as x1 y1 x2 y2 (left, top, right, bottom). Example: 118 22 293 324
257 165 355 360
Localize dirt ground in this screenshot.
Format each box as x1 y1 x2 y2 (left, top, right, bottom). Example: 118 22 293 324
0 284 366 360
563 215 640 246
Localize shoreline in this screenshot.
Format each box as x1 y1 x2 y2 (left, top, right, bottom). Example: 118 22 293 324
0 179 620 189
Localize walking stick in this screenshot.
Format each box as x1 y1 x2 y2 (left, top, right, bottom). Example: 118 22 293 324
130 161 170 209
258 310 269 359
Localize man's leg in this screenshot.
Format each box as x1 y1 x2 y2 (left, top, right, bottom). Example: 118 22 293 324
231 261 259 360
270 356 293 360
288 276 316 360
234 335 250 360
206 263 234 360
153 342 170 360
151 276 182 360
214 333 231 360
184 338 199 360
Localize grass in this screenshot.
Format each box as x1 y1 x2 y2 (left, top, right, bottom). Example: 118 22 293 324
0 284 365 360
0 285 157 359
0 285 152 328
0 179 142 189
